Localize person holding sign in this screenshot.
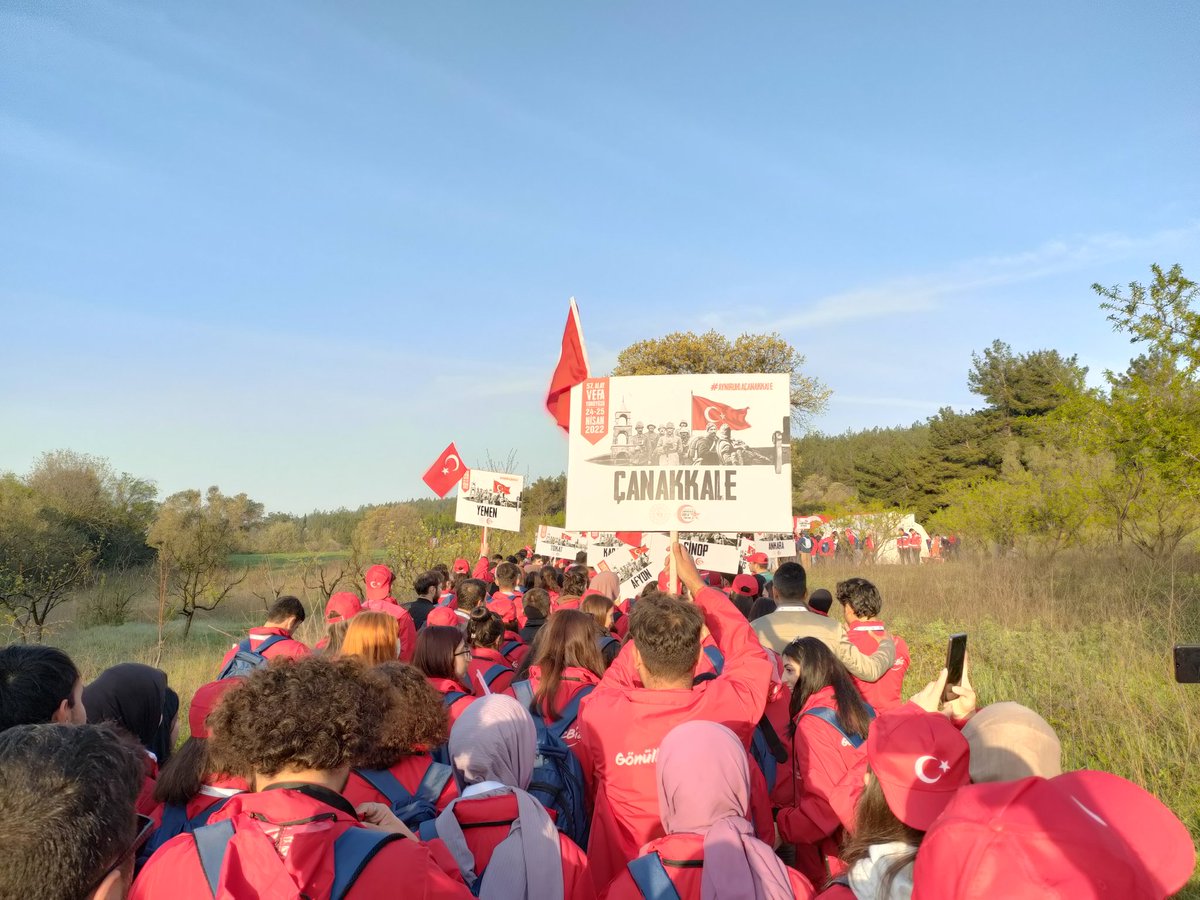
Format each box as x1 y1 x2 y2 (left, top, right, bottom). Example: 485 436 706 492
574 542 772 890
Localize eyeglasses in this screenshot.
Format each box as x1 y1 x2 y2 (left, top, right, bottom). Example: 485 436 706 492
83 814 155 895
455 649 472 659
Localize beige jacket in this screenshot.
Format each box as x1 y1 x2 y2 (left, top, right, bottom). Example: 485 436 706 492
752 605 896 681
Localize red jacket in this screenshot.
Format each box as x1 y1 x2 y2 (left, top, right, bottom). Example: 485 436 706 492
846 621 910 713
361 599 418 662
130 786 471 899
427 676 476 729
472 556 494 583
487 591 525 628
522 665 601 752
777 685 867 848
218 627 310 674
600 833 815 899
574 586 772 890
342 754 459 813
466 648 516 697
501 631 531 668
428 794 596 899
145 776 248 829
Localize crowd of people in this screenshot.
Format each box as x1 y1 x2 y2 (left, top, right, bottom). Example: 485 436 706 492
0 538 1194 899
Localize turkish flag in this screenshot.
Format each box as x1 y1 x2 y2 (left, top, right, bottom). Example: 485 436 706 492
493 480 511 496
691 394 751 431
545 298 590 431
422 442 467 497
615 531 643 547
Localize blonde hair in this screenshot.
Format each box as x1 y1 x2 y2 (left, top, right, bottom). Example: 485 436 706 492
340 612 400 666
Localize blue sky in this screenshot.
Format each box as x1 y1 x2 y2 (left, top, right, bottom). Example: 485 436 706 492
2 0 1197 513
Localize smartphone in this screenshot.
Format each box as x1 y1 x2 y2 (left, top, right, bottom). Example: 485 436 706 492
1174 645 1200 683
942 633 968 702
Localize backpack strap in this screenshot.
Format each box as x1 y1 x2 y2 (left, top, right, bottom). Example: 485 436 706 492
416 761 453 803
482 664 511 688
627 852 682 900
330 828 402 900
418 818 440 842
801 706 869 750
757 715 789 764
442 690 468 709
702 645 725 675
547 684 595 741
252 633 288 655
192 819 235 898
354 768 415 810
501 639 522 657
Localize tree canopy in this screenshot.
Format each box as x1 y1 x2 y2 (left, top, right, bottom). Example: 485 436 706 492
611 330 831 425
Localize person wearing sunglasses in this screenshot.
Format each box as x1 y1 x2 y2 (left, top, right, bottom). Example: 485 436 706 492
0 722 147 900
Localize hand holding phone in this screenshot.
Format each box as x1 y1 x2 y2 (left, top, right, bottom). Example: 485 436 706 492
942 633 968 703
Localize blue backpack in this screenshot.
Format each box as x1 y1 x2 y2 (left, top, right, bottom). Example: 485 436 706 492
500 639 524 659
801 704 876 749
431 691 469 766
216 634 287 679
136 796 233 870
511 679 592 848
353 762 453 828
191 819 400 899
627 852 686 900
596 635 620 657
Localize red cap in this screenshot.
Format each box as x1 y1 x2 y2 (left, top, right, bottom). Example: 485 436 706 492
866 706 970 830
325 591 362 624
700 570 724 588
187 678 241 740
453 558 470 574
426 606 460 628
364 564 394 601
914 771 1196 899
747 552 769 565
731 574 760 597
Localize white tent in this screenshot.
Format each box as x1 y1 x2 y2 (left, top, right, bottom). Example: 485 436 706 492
872 514 929 565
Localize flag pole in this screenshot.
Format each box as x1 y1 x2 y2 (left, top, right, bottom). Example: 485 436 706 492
669 529 679 595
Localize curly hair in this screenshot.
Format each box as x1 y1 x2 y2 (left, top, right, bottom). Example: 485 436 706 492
629 593 703 681
562 565 590 597
356 662 448 768
207 656 397 779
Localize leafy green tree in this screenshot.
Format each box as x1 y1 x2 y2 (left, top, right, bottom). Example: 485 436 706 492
968 340 1088 433
0 475 98 640
1096 263 1200 375
148 487 262 637
612 330 831 425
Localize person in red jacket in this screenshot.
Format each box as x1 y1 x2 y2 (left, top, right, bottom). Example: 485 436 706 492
514 610 606 753
341 662 459 820
602 720 814 900
827 706 971 900
574 542 772 891
140 678 247 863
837 578 910 713
130 656 470 900
414 625 477 729
416 693 596 899
487 561 526 628
316 591 361 652
217 595 311 675
777 637 874 887
465 608 516 696
362 564 419 662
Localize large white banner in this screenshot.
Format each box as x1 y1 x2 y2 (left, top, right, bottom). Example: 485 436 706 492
565 373 792 531
646 531 741 574
535 526 589 561
455 470 523 533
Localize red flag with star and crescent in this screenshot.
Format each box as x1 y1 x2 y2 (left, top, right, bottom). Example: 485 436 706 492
493 480 511 496
545 297 590 431
422 442 467 497
691 394 751 431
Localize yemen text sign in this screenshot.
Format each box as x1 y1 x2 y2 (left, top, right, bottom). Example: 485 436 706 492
455 470 523 532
